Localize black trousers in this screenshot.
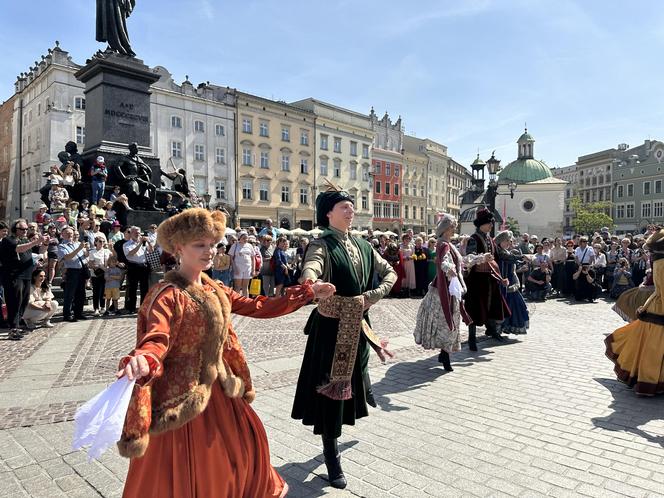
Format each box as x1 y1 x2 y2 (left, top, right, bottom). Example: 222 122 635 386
125 263 149 312
63 268 86 318
1 276 31 329
91 275 106 310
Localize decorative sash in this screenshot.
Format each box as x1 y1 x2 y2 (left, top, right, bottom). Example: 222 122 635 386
316 295 382 400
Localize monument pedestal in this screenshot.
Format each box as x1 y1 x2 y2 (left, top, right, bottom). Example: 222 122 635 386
75 51 161 186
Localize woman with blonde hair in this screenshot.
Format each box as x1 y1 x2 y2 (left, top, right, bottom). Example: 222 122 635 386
117 208 335 497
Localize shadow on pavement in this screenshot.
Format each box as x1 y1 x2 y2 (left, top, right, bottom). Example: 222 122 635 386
592 377 664 447
276 440 358 496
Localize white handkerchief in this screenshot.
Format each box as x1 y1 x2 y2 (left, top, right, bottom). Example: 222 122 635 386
72 376 136 461
449 276 463 301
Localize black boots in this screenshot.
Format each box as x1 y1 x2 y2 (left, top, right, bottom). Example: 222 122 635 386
468 324 478 351
363 371 377 407
438 350 453 371
322 436 347 489
486 321 506 343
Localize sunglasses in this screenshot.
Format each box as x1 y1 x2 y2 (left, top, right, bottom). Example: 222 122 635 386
15 227 28 231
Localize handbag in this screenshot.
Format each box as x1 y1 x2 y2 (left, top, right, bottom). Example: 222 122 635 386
94 268 105 278
145 249 162 272
249 278 261 296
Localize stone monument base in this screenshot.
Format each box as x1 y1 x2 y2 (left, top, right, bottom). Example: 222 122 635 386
126 209 169 229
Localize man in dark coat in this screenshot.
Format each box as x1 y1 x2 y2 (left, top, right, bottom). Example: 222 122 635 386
463 208 510 350
292 185 396 490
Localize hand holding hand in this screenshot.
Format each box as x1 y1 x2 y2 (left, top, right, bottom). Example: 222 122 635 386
116 355 150 381
311 281 335 300
484 253 494 263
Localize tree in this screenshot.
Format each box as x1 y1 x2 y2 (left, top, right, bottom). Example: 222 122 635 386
504 217 521 237
569 197 614 235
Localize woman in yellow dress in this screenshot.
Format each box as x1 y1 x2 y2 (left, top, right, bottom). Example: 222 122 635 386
605 228 664 396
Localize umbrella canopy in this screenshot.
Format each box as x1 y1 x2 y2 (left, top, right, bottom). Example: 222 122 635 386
291 228 308 236
372 230 384 236
279 228 292 235
384 231 398 237
224 227 236 235
350 229 362 236
308 228 323 236
360 230 369 236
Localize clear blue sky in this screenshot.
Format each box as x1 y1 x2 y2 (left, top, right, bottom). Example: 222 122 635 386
2 0 662 168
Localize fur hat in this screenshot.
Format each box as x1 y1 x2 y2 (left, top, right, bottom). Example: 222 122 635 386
473 207 494 227
494 230 513 246
646 228 664 261
435 213 456 238
157 208 226 255
315 187 353 227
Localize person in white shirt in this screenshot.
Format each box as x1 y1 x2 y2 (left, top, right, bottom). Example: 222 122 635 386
574 237 595 266
89 236 112 315
122 226 151 313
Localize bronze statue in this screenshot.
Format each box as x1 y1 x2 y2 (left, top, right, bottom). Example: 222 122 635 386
96 0 136 57
159 167 190 198
116 142 159 210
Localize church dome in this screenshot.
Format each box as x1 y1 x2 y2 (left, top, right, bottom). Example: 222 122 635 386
498 127 552 184
499 158 552 184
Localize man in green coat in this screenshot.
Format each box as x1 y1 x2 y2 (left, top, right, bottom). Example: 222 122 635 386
292 186 396 489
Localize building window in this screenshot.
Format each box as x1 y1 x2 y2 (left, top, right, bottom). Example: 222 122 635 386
215 180 226 200
171 116 182 128
385 163 391 176
654 201 663 218
362 144 369 159
350 163 357 180
333 159 341 178
259 182 269 201
362 195 368 210
282 127 290 142
374 163 381 175
76 126 85 145
404 205 409 219
522 200 535 212
642 202 652 218
392 204 400 218
242 181 253 200
420 186 425 197
194 120 205 133
300 187 308 205
627 184 634 196
259 121 269 137
656 180 662 194
421 207 425 220
281 155 290 171
394 165 400 177
394 184 399 196
599 190 604 201
616 205 625 218
242 118 252 133
362 164 369 182
300 159 308 174
375 181 381 194
215 124 225 136
215 148 226 164
374 202 381 218
644 181 651 195
242 148 252 166
320 134 328 150
333 137 342 153
626 203 635 218
281 185 290 203
194 144 205 161
260 151 269 169
350 141 357 156
74 97 86 110
171 141 182 158
405 183 409 196
300 130 309 146
385 183 390 195
320 158 328 176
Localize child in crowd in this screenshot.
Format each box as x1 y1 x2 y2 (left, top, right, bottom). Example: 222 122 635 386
103 255 124 316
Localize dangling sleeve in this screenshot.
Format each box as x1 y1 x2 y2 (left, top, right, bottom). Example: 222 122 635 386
225 283 315 318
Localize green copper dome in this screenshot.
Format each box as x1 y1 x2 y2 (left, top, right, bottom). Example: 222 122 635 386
498 158 552 184
518 132 534 142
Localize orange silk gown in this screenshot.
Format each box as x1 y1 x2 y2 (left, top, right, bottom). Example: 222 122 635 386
122 282 314 498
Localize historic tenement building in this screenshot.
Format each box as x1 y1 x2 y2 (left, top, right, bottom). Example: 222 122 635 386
290 98 375 229
446 158 472 218
0 95 15 220
235 92 315 230
369 109 403 231
551 164 578 235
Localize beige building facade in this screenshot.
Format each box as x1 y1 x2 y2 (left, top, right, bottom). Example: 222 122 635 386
291 98 375 229
235 93 315 230
402 135 429 233
447 158 472 218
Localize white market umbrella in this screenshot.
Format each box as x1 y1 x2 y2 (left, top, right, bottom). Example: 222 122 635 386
309 228 323 236
372 230 384 236
360 230 369 236
280 228 292 236
384 231 398 237
225 227 236 235
350 229 362 236
291 228 308 236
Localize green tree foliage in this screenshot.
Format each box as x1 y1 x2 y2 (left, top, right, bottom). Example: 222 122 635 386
569 197 614 235
504 217 521 237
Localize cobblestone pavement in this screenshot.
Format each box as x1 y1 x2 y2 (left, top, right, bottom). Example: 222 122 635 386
3 296 664 497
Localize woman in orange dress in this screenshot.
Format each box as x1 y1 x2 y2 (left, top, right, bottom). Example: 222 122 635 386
117 208 335 498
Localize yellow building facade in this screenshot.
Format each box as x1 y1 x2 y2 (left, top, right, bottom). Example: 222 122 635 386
235 93 316 230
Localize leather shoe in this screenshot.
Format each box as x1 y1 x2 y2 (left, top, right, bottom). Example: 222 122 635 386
74 315 88 320
324 454 347 489
65 317 78 322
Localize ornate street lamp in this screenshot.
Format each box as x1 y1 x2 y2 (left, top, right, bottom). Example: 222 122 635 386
484 153 517 236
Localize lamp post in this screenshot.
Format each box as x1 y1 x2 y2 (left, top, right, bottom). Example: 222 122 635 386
484 152 516 236
202 192 212 210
